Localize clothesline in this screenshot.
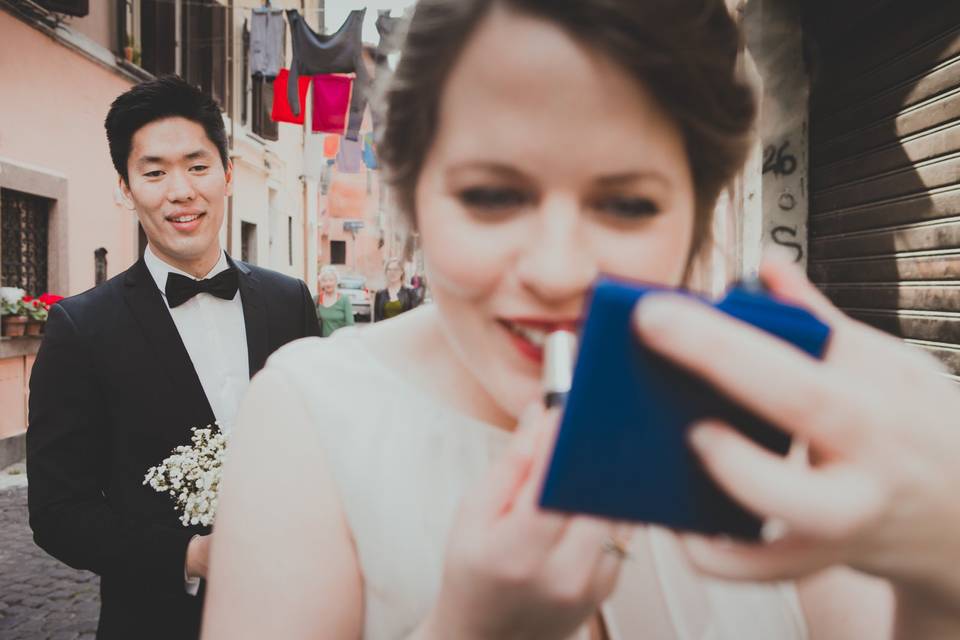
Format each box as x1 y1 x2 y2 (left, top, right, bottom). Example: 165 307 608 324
122 0 328 12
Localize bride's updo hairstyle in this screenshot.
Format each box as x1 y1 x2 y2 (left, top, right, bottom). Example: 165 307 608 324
377 0 756 264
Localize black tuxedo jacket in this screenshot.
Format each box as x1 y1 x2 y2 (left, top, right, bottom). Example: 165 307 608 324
26 256 320 640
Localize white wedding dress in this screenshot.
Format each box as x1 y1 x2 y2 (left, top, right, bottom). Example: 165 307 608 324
265 328 807 639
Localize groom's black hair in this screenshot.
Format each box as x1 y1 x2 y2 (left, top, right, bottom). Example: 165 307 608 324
105 75 229 185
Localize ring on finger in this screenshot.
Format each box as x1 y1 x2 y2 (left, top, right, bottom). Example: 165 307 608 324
601 536 631 560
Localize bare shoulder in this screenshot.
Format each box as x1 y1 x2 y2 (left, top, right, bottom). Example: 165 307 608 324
360 305 441 368
203 366 363 639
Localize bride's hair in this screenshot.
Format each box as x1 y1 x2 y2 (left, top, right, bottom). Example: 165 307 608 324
376 0 756 266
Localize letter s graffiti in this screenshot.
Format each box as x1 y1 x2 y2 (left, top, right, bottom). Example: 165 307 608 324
771 225 803 262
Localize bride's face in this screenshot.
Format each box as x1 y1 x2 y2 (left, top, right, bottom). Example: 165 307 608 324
415 6 696 421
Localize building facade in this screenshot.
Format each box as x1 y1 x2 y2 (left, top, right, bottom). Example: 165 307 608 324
0 0 364 463
726 0 960 383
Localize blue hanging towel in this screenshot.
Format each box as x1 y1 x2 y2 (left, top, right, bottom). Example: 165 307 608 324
362 134 378 170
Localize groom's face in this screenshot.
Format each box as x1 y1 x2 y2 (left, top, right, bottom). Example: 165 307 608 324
121 116 232 273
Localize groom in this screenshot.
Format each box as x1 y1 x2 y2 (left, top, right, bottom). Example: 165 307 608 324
26 76 320 639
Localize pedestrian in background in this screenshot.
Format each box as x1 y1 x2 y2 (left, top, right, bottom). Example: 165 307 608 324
316 266 354 337
410 273 428 304
373 258 420 322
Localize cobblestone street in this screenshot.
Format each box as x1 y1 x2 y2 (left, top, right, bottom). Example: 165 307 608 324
0 466 99 640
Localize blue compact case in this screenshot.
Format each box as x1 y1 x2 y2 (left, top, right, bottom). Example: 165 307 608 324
538 278 832 540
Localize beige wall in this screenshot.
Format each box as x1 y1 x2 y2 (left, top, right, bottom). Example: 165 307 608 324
320 163 392 286
69 3 117 52
0 10 137 296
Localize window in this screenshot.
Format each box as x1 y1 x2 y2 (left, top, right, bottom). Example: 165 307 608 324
287 216 293 266
1 189 51 296
250 77 279 141
120 0 229 109
330 240 346 265
241 222 258 264
125 0 175 76
182 0 229 109
242 12 281 140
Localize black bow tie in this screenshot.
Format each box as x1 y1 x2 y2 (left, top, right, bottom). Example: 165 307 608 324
165 269 240 308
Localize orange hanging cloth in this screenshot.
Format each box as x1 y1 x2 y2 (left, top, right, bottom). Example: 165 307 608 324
323 134 341 159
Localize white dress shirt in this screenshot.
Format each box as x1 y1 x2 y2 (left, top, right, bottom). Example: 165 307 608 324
143 246 250 595
143 246 250 436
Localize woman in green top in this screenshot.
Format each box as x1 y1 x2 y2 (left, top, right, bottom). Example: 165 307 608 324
316 266 354 337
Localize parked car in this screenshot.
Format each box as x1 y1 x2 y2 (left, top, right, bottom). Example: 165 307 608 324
337 274 371 321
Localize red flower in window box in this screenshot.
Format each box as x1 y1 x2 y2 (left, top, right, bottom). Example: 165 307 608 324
22 292 64 330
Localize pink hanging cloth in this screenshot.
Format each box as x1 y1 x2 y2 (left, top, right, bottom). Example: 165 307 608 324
311 74 354 134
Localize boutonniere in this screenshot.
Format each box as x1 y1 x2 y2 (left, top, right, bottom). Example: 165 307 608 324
143 425 226 527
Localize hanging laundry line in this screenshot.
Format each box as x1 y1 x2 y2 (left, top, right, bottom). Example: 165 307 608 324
118 0 388 151
286 8 367 138
243 3 392 157
119 0 326 11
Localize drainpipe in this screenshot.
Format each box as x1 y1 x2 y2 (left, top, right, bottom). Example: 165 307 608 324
226 0 235 256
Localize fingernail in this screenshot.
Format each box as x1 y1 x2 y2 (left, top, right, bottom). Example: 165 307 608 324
688 423 720 452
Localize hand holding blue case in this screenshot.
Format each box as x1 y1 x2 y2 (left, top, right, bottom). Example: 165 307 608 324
538 278 831 540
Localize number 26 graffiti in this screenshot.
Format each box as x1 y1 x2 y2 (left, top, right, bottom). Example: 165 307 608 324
763 140 797 177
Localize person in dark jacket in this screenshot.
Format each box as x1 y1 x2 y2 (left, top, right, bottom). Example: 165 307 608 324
26 75 320 640
373 258 421 321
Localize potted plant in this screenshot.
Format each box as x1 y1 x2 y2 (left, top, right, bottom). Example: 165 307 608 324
24 293 64 337
24 296 47 336
124 34 134 62
1 287 28 338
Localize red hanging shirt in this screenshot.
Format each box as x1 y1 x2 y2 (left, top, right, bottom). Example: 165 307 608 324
271 68 311 125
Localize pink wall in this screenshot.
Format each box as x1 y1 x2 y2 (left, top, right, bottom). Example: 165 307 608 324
0 11 137 296
0 356 25 438
319 153 390 282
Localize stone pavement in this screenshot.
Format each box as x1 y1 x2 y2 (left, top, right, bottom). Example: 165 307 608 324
0 463 100 640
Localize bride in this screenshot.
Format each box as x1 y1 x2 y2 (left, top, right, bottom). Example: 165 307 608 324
202 1 960 638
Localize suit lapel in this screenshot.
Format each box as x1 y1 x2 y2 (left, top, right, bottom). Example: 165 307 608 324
122 259 215 424
231 256 270 378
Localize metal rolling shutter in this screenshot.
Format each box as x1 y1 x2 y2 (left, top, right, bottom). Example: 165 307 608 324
808 0 960 380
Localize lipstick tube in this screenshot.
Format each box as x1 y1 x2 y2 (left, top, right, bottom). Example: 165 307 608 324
542 330 577 409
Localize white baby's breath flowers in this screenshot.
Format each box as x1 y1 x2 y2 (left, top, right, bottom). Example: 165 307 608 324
143 426 226 527
0 287 25 306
